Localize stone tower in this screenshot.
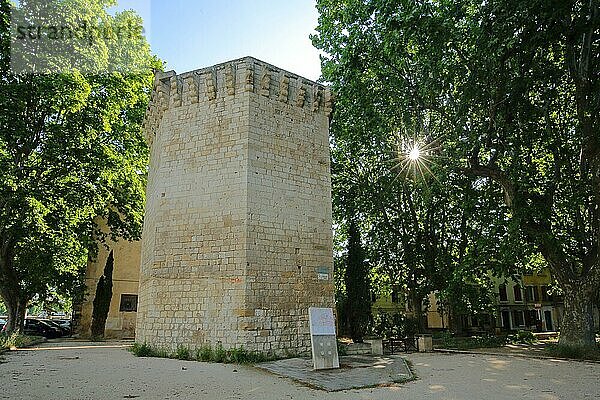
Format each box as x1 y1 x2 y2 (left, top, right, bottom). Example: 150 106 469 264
136 57 334 354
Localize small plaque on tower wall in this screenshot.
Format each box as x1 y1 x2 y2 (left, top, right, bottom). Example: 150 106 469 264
308 307 340 370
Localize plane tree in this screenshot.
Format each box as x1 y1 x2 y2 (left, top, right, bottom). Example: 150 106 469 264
0 0 160 332
314 0 600 346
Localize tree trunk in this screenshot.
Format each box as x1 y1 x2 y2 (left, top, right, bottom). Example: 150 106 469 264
446 305 463 335
558 281 596 346
411 291 425 334
0 241 28 334
1 292 27 334
3 295 18 333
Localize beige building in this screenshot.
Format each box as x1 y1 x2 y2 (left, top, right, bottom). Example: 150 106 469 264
494 270 563 332
371 288 448 330
135 57 335 354
76 223 141 339
425 292 449 330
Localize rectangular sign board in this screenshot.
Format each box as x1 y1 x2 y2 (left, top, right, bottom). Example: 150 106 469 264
316 266 330 281
308 307 340 370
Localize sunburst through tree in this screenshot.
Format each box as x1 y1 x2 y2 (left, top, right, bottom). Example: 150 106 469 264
388 133 444 183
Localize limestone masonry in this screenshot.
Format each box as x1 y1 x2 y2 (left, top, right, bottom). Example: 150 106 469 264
136 57 335 354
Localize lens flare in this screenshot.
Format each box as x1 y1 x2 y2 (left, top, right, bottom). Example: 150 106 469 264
387 133 444 183
408 146 421 161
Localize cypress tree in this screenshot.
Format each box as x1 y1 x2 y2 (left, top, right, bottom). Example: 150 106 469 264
344 219 371 343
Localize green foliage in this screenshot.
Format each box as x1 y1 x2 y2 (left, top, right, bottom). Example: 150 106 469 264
313 0 600 346
212 344 227 363
129 342 275 364
343 219 371 342
369 312 418 338
228 346 270 364
154 347 171 359
436 277 497 331
508 330 537 345
0 0 161 333
175 345 191 361
436 331 456 348
436 332 507 350
545 343 600 361
336 340 348 356
129 342 153 357
315 0 520 332
0 333 43 350
195 346 214 362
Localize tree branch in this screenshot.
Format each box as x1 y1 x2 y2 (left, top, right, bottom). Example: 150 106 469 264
462 162 516 208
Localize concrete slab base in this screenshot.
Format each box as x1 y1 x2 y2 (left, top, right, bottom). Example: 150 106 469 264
256 355 413 391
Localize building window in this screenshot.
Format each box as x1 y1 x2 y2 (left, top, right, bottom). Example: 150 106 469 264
541 286 552 302
533 286 540 302
501 310 510 329
526 310 539 326
499 285 508 302
512 310 525 327
525 286 535 302
513 285 523 302
119 294 138 312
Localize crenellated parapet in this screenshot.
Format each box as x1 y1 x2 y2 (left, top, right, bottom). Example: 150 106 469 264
142 71 174 146
279 73 289 103
142 57 332 146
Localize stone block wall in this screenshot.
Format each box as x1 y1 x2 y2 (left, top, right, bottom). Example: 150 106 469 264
136 57 334 354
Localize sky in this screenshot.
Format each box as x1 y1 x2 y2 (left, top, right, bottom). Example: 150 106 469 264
110 0 324 81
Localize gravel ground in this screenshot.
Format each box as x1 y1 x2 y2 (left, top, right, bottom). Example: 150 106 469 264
0 340 598 400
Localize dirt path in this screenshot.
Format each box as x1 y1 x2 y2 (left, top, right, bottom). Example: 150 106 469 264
0 340 598 399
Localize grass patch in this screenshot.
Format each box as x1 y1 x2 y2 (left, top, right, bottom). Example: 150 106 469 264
545 343 600 361
175 345 191 360
130 342 277 364
130 342 154 357
0 333 43 350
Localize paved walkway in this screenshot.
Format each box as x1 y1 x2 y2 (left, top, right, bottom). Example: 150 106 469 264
1 340 599 399
437 341 600 363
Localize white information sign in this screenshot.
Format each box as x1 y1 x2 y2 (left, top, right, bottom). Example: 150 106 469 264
309 307 336 335
308 307 340 370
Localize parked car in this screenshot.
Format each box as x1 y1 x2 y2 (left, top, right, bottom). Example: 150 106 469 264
54 319 72 334
0 318 6 332
41 319 71 336
24 318 62 338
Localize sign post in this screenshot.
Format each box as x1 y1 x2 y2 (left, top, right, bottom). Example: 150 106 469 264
308 307 340 370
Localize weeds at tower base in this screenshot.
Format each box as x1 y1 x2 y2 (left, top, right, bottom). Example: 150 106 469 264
129 341 289 364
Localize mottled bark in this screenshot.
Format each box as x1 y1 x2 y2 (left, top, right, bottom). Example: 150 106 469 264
559 281 596 346
0 236 28 334
2 294 25 334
